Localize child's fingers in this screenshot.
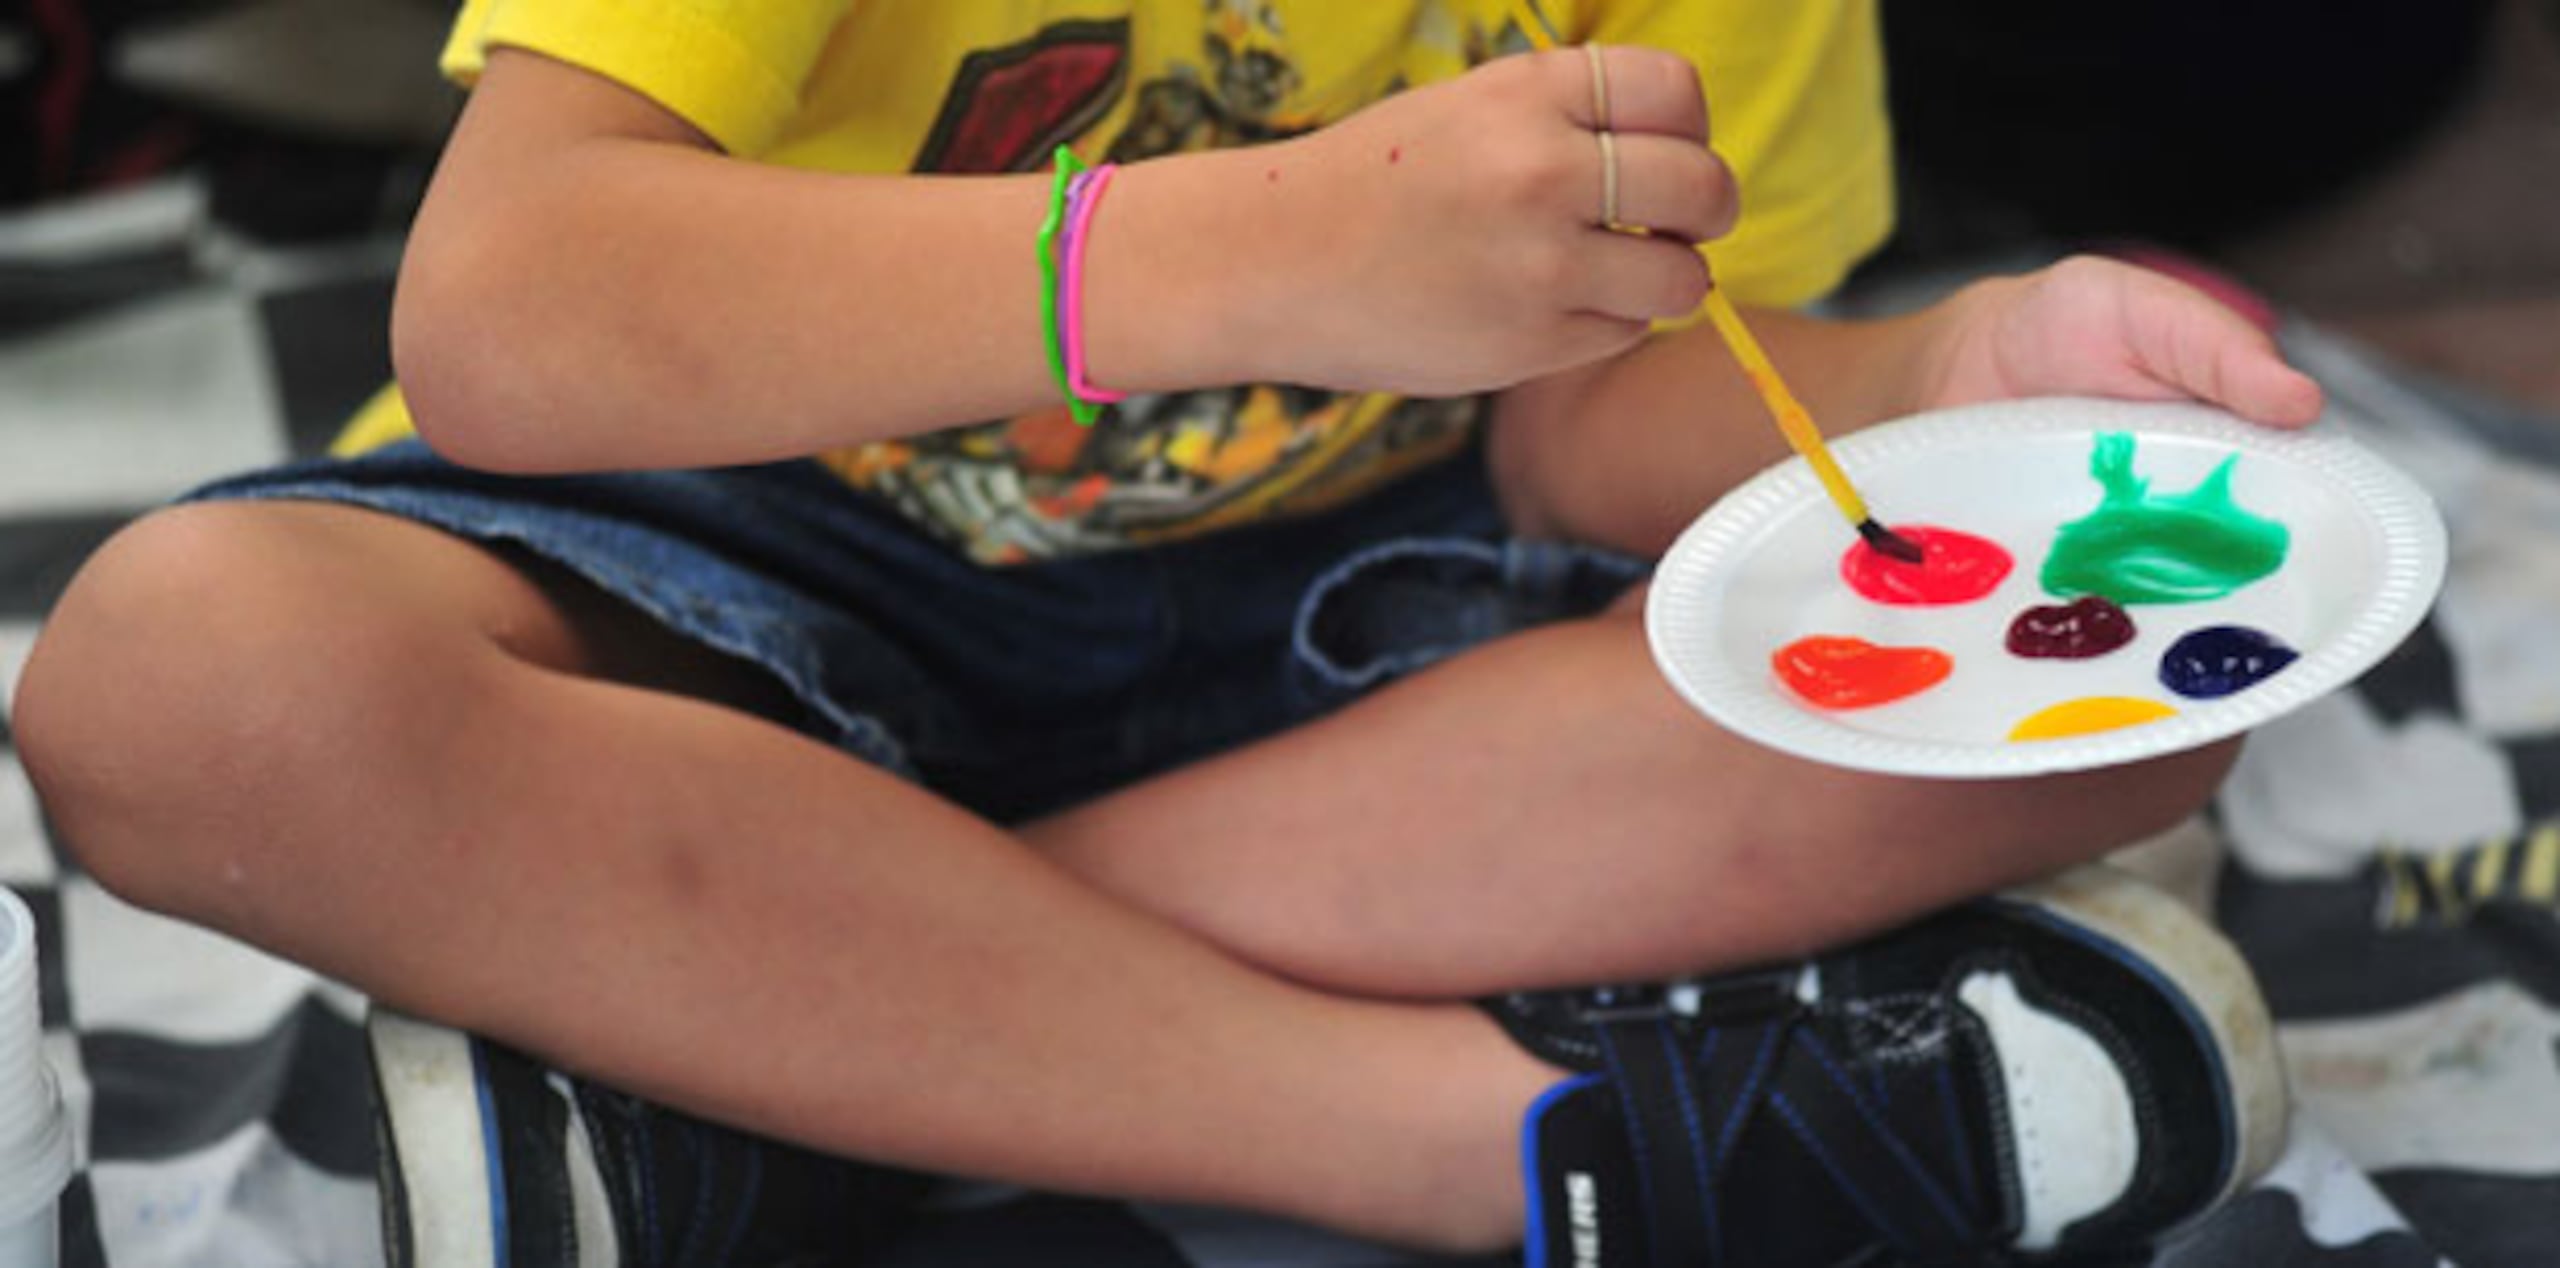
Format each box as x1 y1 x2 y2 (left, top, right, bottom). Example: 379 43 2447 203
1555 45 1708 143
1551 311 1654 371
1570 229 1714 323
1593 133 1738 242
2118 264 2326 428
2195 337 2323 427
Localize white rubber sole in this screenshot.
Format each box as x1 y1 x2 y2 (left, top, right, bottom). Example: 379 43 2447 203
368 1008 500 1268
2001 863 2293 1206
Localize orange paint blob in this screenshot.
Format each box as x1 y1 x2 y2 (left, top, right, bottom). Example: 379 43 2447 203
2007 696 2178 741
1840 526 2014 607
1774 636 1954 710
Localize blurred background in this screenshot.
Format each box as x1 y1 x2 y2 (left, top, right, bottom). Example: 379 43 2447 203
1870 0 2560 417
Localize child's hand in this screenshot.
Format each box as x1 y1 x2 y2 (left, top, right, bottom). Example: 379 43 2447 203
1232 47 1736 396
1919 255 2325 427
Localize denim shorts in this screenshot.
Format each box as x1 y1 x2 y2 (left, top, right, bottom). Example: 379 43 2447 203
186 442 1647 822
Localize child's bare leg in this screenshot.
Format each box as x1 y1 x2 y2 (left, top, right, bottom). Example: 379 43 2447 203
12 501 1551 1253
18 495 2236 1251
1030 587 2240 999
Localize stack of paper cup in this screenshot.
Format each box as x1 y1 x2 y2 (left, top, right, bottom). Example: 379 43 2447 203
0 888 69 1268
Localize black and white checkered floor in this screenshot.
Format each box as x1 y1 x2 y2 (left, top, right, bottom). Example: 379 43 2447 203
3 179 2556 1267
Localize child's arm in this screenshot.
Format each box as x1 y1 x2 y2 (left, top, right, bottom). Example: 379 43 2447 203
394 45 1731 473
1487 255 2329 552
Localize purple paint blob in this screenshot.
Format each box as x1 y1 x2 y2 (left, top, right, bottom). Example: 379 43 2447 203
2007 596 2138 660
2159 625 2299 699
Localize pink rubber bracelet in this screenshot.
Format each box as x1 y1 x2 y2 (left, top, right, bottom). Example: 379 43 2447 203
1060 163 1127 407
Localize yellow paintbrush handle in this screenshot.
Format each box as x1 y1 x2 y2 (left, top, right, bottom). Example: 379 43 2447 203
1698 289 1874 528
1508 0 1564 45
1513 2 1882 537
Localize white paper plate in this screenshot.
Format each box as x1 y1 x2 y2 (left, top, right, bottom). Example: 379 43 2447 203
1645 398 2448 778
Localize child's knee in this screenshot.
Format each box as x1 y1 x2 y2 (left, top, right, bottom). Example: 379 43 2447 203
1970 739 2245 880
15 504 394 906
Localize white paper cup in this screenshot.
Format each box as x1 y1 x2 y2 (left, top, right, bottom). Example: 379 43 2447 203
0 889 68 1268
0 1162 64 1268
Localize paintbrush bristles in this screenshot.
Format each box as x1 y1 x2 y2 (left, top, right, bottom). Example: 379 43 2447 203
1858 518 1927 563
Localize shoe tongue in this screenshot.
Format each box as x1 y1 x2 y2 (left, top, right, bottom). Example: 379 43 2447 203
1957 969 2139 1250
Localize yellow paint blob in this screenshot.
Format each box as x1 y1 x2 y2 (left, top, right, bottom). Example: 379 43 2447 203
2008 696 2179 742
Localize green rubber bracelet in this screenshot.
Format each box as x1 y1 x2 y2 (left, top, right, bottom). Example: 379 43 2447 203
1037 146 1101 426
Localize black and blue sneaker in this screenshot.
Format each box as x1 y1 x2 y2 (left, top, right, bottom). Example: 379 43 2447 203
1492 863 2290 1267
366 1008 930 1268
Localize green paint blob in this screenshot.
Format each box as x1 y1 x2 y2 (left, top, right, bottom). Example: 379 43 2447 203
2040 433 2291 605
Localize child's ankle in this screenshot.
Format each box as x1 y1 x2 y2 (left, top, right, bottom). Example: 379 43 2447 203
1302 1007 1559 1254
1405 1012 1568 1254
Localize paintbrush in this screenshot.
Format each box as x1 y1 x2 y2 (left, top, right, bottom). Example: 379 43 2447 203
1695 291 1925 562
1509 1 1926 564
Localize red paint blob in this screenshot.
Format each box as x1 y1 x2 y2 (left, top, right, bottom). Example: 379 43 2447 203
1840 525 2013 607
1773 636 1954 710
2006 595 2138 660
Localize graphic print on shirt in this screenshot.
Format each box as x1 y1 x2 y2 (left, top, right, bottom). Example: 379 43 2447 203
911 19 1133 174
829 3 1538 564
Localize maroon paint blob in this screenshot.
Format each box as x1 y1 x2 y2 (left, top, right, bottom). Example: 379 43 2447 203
2006 595 2138 660
1840 525 2014 607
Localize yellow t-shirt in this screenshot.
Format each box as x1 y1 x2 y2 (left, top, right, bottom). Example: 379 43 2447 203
344 0 1892 563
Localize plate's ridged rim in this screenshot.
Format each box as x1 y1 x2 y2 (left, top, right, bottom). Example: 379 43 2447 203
1643 398 2450 778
